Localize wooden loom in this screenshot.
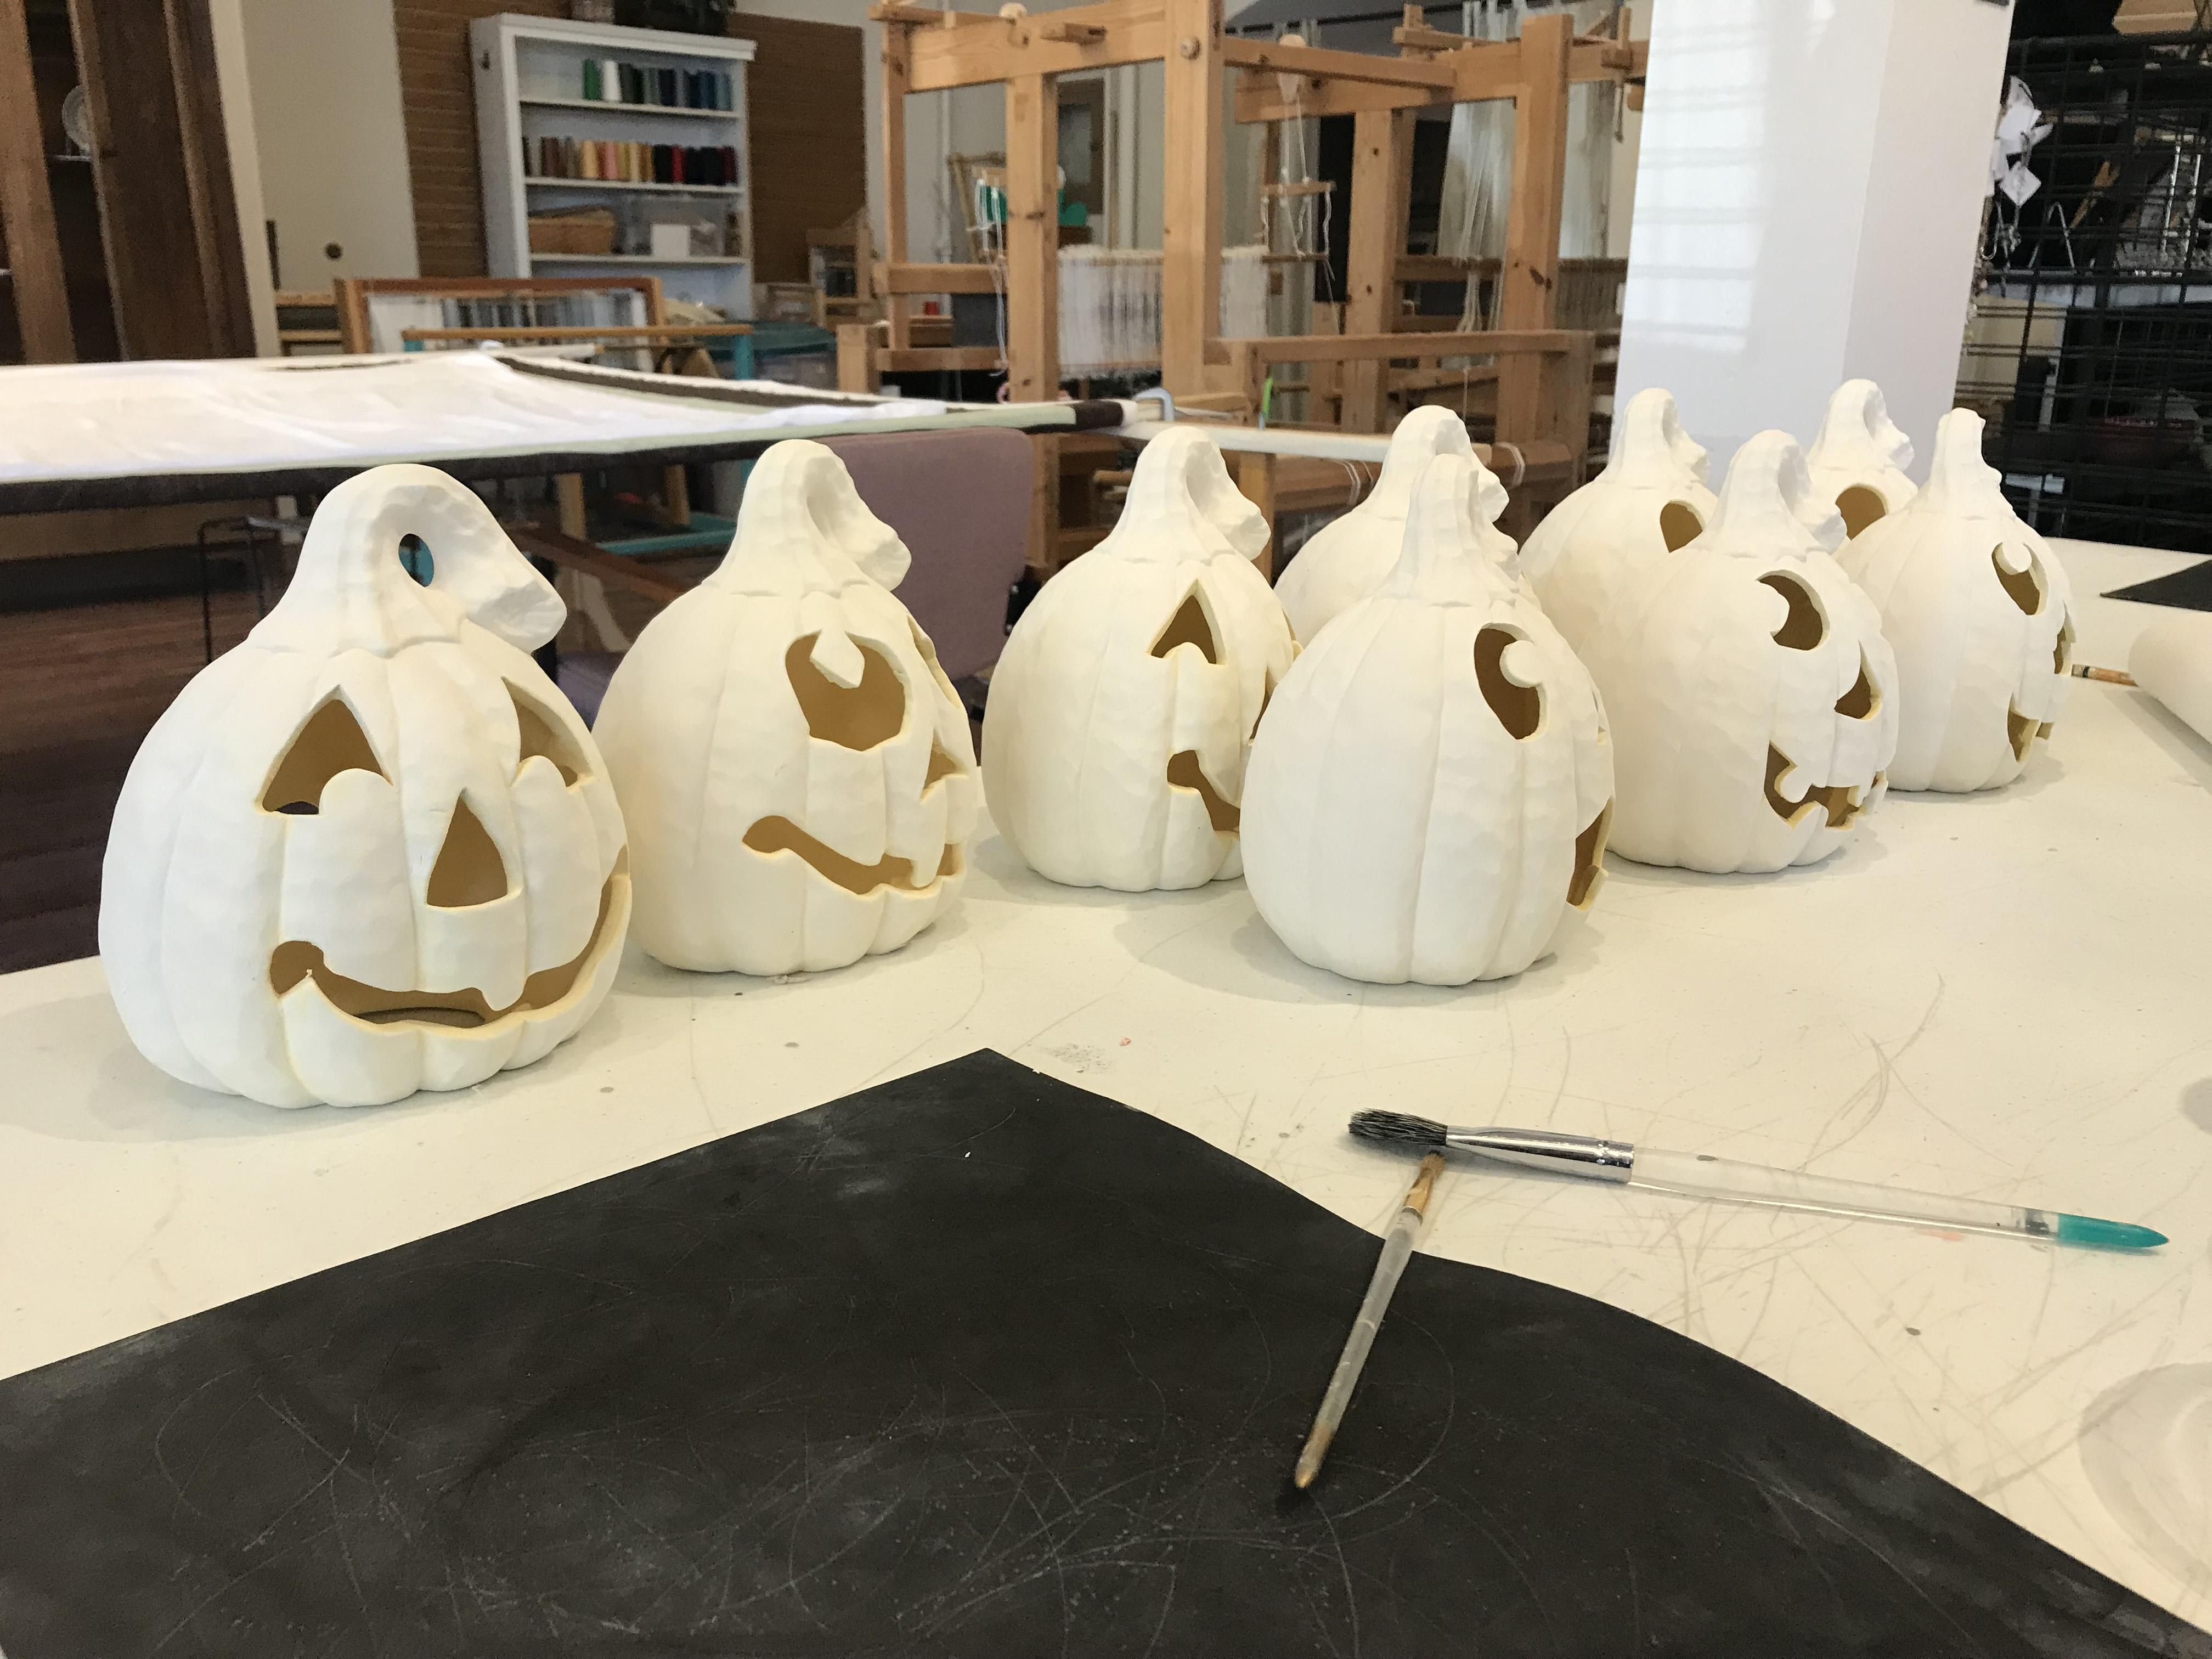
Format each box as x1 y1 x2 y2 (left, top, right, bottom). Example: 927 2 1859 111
850 1 1646 565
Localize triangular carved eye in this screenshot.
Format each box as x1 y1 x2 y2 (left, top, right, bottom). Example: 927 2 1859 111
509 683 586 785
1150 589 1219 663
261 696 385 815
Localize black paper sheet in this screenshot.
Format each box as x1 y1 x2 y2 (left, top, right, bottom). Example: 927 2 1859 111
1 1049 2203 1657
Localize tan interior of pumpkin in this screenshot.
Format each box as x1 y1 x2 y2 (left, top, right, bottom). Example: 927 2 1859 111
1834 652 1880 720
260 695 385 814
426 799 510 909
1759 571 1827 650
269 861 625 1030
1165 752 1240 832
743 816 959 894
1568 802 1612 909
2008 703 2041 760
510 682 587 785
1993 544 2045 615
1150 588 1220 663
1835 486 1887 540
787 633 906 749
1473 625 1542 738
1764 746 1861 830
2053 616 2074 675
1659 501 1705 552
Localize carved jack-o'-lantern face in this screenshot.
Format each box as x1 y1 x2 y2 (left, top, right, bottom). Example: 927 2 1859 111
984 427 1297 893
1579 431 1900 874
1837 409 2074 793
100 465 631 1109
1805 379 1918 540
595 440 979 976
1243 452 1615 986
1523 387 1720 653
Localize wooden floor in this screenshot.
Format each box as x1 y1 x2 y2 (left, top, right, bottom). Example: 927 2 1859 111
0 589 262 974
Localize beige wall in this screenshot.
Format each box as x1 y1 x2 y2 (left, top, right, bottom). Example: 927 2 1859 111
239 0 420 289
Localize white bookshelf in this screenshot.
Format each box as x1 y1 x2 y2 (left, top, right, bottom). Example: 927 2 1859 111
471 13 757 317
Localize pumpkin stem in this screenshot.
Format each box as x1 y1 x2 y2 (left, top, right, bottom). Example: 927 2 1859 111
1098 427 1265 566
1809 378 1913 476
265 464 565 654
1379 453 1521 603
713 440 910 595
1917 407 2008 515
1611 387 1709 489
1700 431 1837 560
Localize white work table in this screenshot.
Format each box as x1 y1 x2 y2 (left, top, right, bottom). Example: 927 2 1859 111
2 539 2208 1626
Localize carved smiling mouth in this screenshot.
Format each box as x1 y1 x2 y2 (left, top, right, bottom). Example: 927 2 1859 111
268 868 626 1030
743 818 963 894
2006 702 2052 761
1764 746 1863 830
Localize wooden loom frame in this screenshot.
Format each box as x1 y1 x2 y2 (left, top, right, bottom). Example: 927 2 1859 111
852 1 1645 561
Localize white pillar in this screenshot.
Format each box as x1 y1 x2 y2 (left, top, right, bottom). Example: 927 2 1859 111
1616 0 2012 482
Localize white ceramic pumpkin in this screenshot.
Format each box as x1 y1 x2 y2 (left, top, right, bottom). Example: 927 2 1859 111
1837 409 2074 793
1804 379 1918 539
594 440 979 975
100 464 630 1109
1522 387 1718 652
2129 609 2212 748
1242 450 1615 986
983 426 1297 891
1579 431 1900 873
1273 406 1497 644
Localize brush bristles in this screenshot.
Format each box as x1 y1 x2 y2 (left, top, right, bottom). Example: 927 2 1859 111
1348 1110 1448 1147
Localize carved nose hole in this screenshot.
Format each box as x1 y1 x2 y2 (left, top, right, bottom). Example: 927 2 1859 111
1474 626 1541 738
786 634 906 750
427 798 510 908
1658 500 1703 552
398 533 433 586
261 696 386 815
1993 544 2045 615
1834 486 1887 539
1150 589 1219 662
1834 652 1879 720
1759 572 1826 650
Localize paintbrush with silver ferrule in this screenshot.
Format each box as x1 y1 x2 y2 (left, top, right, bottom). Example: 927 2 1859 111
1347 1111 2166 1251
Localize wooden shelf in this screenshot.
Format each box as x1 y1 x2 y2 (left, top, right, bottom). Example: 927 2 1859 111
522 96 741 119
532 253 750 266
526 176 743 197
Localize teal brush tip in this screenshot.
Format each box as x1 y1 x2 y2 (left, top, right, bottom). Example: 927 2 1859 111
2054 1214 2168 1251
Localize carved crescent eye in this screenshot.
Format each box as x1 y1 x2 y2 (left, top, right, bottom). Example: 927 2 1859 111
1759 571 1826 650
1474 626 1542 739
1993 544 2045 616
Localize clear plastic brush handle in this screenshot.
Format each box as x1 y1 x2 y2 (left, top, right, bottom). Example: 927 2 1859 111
1630 1149 2050 1239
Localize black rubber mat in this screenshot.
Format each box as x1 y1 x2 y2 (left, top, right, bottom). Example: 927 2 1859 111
0 1049 2201 1658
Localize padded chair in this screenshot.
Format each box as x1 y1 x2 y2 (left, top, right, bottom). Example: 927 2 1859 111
819 427 1033 683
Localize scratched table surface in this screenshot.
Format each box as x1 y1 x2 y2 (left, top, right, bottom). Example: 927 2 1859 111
1 539 2208 1625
